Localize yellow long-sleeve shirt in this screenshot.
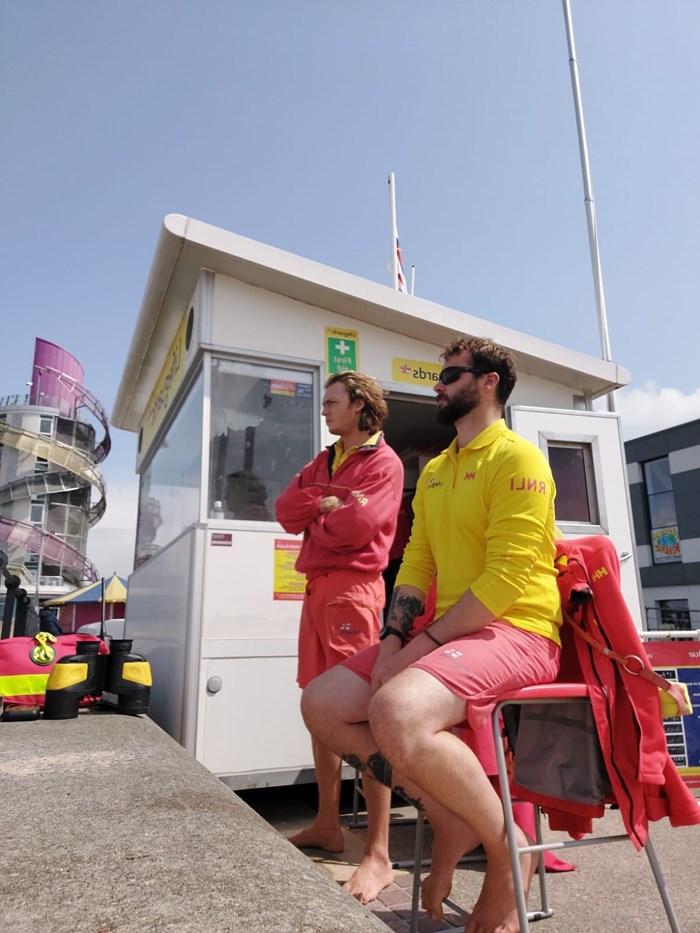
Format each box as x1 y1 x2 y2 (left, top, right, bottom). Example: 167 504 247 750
395 420 562 643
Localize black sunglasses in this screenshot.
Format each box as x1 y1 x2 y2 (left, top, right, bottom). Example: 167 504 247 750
437 365 488 385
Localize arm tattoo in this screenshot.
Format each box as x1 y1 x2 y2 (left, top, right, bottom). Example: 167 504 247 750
386 591 425 639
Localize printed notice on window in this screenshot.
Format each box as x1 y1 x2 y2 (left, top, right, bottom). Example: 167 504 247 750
274 539 305 600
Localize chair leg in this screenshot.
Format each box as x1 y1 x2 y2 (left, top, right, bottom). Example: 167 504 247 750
529 804 555 923
643 835 683 933
409 810 426 933
493 707 531 931
350 767 363 827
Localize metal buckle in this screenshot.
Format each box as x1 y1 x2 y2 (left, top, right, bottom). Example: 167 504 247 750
622 654 645 676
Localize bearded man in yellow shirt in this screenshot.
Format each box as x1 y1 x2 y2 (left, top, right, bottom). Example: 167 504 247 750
301 336 562 932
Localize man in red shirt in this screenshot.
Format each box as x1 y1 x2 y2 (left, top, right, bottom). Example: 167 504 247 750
276 370 403 901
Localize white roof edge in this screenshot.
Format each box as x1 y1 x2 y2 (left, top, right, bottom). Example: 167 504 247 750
112 219 186 428
113 214 630 432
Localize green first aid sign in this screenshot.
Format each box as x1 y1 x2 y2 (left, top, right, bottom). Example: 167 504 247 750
325 327 358 373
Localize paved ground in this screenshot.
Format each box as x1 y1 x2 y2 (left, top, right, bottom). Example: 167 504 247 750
3 709 699 932
1 712 387 933
242 780 700 933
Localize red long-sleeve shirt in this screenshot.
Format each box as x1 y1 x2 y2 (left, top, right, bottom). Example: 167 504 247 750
275 435 403 579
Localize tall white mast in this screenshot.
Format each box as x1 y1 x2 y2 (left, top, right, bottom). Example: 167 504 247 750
562 0 615 410
388 173 399 290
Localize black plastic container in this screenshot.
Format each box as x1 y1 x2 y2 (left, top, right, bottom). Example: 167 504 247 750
43 645 101 720
76 639 107 695
102 639 151 715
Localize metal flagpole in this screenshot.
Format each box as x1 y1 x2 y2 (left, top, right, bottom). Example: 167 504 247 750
35 527 45 608
561 0 616 411
388 173 400 290
99 576 106 639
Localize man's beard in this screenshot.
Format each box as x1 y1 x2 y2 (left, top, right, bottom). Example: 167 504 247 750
435 384 480 425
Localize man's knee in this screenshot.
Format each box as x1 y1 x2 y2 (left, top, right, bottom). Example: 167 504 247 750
301 666 370 734
368 688 411 758
300 672 332 731
370 683 439 769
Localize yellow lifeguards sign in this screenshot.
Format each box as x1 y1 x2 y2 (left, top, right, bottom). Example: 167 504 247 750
139 312 190 458
391 357 441 387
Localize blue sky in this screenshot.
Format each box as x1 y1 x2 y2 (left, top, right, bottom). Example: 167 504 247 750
2 1 700 576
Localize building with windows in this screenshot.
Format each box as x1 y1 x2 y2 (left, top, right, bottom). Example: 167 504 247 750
0 339 110 606
626 418 700 631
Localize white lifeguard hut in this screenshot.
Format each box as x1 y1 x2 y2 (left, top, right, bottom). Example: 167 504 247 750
112 214 637 789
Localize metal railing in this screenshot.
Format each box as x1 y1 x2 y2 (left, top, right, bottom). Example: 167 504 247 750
0 392 31 408
644 606 700 632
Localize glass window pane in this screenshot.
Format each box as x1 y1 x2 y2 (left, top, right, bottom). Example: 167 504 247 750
547 443 597 523
644 458 673 494
135 370 203 566
208 358 314 521
645 456 680 563
648 491 677 528
659 599 691 631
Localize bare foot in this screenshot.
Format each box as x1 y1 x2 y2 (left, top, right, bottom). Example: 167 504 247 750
465 862 520 933
425 838 536 927
342 853 394 905
421 866 452 921
421 809 479 921
287 823 345 854
465 829 535 933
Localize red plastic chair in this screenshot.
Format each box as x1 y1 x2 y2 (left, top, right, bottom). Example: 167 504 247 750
491 682 683 932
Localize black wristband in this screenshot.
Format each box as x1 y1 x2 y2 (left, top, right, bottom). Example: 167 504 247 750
379 625 406 645
423 628 443 648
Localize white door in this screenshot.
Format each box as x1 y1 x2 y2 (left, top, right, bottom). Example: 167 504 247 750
509 406 643 628
201 653 313 786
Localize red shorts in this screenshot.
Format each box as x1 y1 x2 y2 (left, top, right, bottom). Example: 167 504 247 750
341 621 560 730
297 570 385 688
